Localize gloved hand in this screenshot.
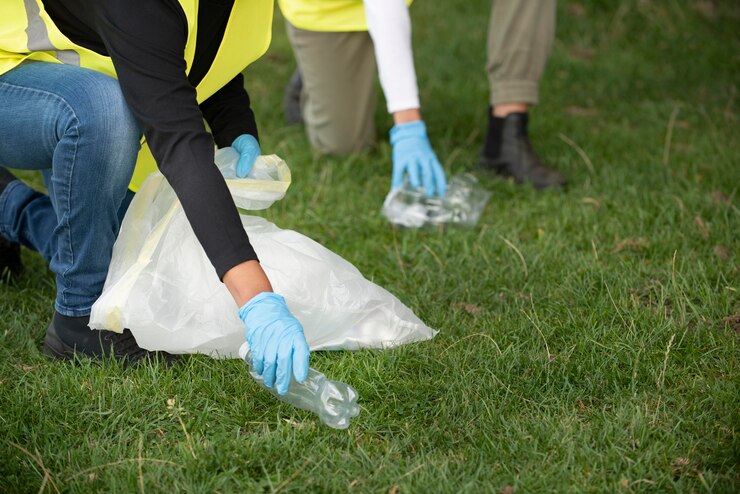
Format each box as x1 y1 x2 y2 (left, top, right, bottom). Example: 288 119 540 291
390 120 447 197
231 134 261 178
238 292 310 395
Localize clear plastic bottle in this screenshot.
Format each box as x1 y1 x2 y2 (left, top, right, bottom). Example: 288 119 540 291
239 343 360 429
381 173 491 227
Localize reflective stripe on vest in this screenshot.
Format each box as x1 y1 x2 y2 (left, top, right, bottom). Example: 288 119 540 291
23 0 78 65
278 0 412 33
0 0 273 191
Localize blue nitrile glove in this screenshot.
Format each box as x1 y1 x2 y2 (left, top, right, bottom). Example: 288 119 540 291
231 134 261 178
390 120 447 197
238 292 310 395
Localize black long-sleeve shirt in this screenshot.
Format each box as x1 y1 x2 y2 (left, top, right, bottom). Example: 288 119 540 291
42 0 259 278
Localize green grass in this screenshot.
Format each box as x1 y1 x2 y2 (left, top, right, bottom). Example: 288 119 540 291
1 1 738 492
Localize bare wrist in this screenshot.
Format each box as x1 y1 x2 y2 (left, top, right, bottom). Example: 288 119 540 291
222 260 273 307
393 108 422 125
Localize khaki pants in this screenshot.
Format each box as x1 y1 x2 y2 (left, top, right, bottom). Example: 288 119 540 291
286 22 377 155
285 0 557 154
487 0 557 106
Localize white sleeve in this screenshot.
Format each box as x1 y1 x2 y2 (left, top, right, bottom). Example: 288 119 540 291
364 0 420 113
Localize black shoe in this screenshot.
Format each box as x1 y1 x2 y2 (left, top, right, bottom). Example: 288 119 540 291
283 68 304 125
0 237 21 282
0 168 22 282
478 112 566 190
43 311 179 365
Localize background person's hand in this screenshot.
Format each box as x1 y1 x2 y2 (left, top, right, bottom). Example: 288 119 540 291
238 292 310 395
231 134 261 178
390 121 447 197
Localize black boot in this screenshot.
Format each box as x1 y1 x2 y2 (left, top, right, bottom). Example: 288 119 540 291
0 168 22 282
43 311 179 365
283 68 304 125
478 111 566 190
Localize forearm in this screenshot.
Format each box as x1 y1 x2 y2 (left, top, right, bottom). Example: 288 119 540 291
154 133 258 278
200 73 259 148
364 0 420 113
96 0 259 281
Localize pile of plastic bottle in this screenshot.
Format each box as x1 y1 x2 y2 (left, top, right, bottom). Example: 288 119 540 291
382 173 491 228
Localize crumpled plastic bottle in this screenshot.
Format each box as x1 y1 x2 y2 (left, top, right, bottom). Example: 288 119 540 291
239 343 360 429
381 173 491 228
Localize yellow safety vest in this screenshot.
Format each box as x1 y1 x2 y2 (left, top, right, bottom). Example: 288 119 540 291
0 0 273 191
278 0 412 32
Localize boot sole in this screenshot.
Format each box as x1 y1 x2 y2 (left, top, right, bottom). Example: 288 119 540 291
42 322 76 360
477 155 514 178
477 155 566 190
43 320 181 366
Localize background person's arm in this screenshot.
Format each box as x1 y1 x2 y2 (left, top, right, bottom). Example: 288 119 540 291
364 0 419 118
364 0 447 197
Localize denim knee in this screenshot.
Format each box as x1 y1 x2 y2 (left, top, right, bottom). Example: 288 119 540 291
59 71 142 187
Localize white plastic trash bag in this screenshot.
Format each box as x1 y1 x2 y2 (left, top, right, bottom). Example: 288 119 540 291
90 148 436 357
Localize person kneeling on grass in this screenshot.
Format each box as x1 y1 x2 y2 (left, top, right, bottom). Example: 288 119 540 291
0 0 307 395
279 0 448 199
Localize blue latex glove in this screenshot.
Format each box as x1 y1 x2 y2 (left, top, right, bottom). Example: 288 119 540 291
390 120 447 197
231 134 261 178
238 292 310 395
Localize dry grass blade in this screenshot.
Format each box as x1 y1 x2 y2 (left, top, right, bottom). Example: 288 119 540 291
138 434 145 494
656 333 676 390
500 236 528 278
38 475 48 494
178 415 198 460
522 309 551 362
422 243 445 270
591 239 599 261
663 106 680 165
653 333 677 423
442 333 502 356
399 463 425 479
66 459 183 481
310 162 332 207
273 458 312 493
391 227 407 280
9 442 61 494
604 281 628 327
558 133 595 174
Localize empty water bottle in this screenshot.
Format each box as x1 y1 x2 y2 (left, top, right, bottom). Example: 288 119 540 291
382 173 491 227
239 343 360 429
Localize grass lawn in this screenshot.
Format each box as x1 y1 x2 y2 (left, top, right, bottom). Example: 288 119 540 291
1 1 738 492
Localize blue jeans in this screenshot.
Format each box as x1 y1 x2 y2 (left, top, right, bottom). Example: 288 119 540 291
0 62 141 317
